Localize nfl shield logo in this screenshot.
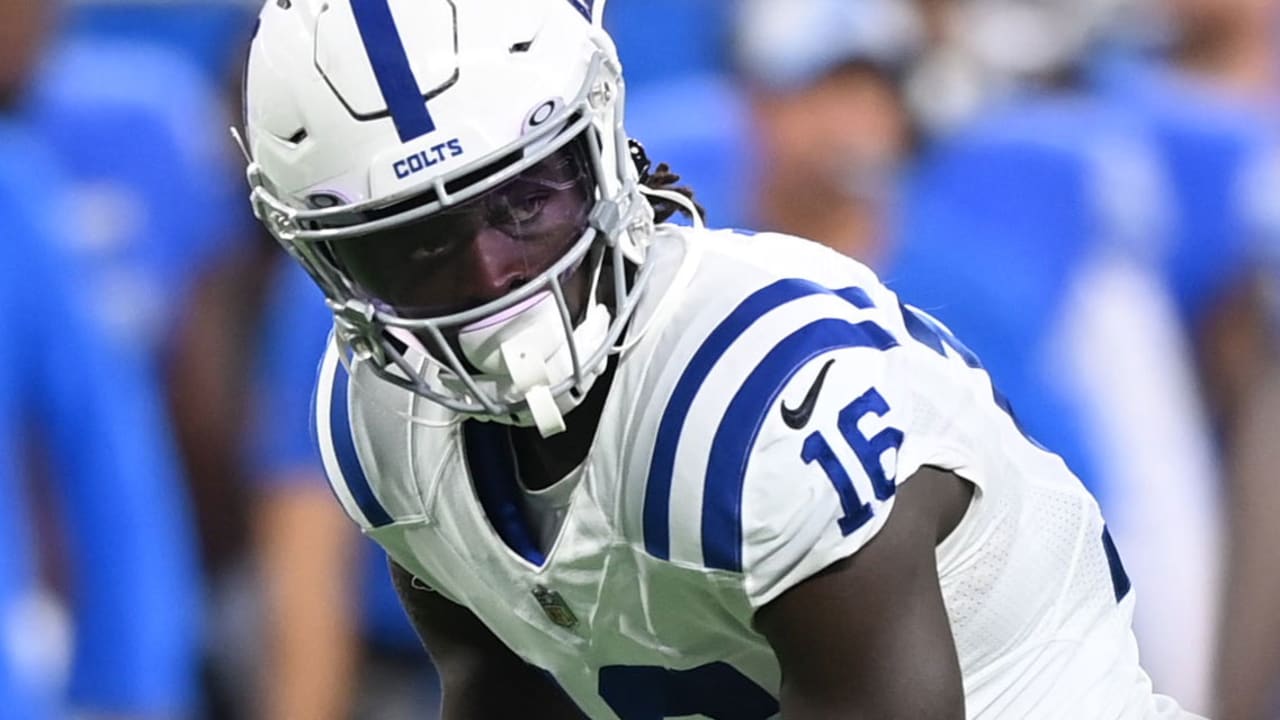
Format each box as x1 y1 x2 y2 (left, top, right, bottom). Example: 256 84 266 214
532 585 579 629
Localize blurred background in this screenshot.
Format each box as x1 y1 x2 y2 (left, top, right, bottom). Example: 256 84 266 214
0 0 1278 718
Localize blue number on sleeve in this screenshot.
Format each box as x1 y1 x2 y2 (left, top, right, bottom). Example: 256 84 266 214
598 662 779 719
802 431 874 535
839 388 904 502
804 387 904 534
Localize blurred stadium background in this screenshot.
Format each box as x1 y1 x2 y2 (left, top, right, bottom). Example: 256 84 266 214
1 0 1279 718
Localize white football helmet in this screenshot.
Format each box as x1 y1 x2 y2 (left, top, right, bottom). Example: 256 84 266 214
241 0 657 436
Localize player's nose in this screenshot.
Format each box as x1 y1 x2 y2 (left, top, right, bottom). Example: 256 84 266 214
459 225 528 305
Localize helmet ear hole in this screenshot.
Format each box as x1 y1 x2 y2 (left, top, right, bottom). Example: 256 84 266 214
307 192 342 209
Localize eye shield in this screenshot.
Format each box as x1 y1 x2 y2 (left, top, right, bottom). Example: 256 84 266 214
324 147 595 318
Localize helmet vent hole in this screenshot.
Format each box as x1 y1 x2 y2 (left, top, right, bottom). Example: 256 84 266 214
509 40 534 54
287 128 308 144
307 193 343 209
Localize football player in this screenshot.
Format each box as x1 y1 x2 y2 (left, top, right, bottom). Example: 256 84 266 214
240 0 1198 717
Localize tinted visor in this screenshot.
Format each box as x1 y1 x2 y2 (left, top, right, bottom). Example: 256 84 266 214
326 146 594 318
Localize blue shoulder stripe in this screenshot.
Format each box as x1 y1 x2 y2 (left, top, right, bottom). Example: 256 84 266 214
565 0 595 21
643 280 877 561
701 318 897 571
350 0 436 142
1101 525 1131 602
329 360 394 528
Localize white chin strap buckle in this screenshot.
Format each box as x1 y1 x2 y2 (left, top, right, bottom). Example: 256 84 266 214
499 338 567 437
456 291 570 437
453 289 613 438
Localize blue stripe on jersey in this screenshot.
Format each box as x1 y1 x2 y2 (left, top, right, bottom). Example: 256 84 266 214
330 360 395 528
834 286 875 309
701 318 899 572
1101 525 1132 602
566 0 594 21
350 0 436 142
644 279 876 561
462 421 547 566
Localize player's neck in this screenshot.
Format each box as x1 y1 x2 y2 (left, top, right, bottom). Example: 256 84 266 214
509 355 619 491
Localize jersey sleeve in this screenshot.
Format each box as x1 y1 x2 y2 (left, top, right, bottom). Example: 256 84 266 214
732 344 921 610
634 255 934 610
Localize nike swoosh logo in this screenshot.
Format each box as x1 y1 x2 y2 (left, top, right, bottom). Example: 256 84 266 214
781 359 836 430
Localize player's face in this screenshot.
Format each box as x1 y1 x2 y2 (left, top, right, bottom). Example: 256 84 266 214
329 148 594 319
753 64 911 205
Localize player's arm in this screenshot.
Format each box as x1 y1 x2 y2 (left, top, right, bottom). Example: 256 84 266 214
256 482 360 720
254 264 361 720
1204 277 1280 720
755 466 970 720
389 560 585 720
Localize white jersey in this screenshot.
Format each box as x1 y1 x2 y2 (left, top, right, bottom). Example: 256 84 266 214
315 226 1195 719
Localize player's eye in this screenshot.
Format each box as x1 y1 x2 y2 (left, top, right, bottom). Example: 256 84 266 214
494 191 550 226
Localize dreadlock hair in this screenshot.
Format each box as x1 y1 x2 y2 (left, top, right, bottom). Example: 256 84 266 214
629 139 707 225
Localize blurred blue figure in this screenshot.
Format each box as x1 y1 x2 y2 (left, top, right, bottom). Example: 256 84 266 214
0 120 201 718
608 0 744 231
24 12 267 715
893 99 1174 499
627 75 753 231
603 0 729 93
887 98 1222 711
28 36 249 361
64 0 255 82
1095 58 1279 334
1089 2 1280 715
629 0 919 264
837 0 1243 708
250 261 439 720
885 1 1236 705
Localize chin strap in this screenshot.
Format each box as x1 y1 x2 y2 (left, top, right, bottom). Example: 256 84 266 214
384 317 571 436
499 338 568 436
454 289 613 437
